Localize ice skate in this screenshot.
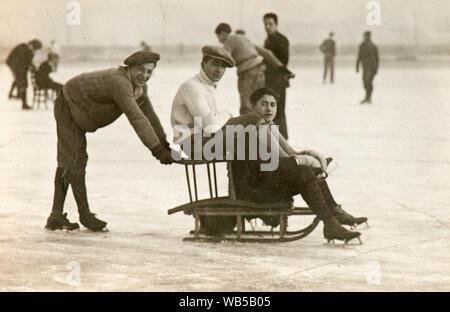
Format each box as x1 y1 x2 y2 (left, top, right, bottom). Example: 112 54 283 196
79 212 108 232
331 205 368 227
323 216 361 244
45 212 80 231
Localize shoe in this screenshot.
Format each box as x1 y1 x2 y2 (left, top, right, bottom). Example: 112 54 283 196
323 216 361 243
360 98 368 104
331 205 367 227
79 212 107 232
22 105 33 110
45 212 80 231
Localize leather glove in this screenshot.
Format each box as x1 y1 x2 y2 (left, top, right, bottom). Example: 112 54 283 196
151 144 173 165
294 155 321 168
159 137 170 150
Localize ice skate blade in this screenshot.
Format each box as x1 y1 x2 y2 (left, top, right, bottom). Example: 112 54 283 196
325 236 363 247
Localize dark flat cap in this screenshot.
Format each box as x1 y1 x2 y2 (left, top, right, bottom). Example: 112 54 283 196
124 50 160 66
201 45 234 67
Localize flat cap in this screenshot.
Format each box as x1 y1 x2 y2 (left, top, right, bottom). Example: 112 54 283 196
202 45 235 68
124 50 160 66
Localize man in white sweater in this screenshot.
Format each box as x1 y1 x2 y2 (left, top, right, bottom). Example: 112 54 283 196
171 46 235 148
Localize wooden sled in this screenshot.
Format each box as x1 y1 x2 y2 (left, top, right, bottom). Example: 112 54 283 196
168 159 320 243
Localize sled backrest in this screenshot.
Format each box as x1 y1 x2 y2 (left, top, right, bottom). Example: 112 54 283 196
174 159 236 203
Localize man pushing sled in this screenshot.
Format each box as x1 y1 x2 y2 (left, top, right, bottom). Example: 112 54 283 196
45 51 174 232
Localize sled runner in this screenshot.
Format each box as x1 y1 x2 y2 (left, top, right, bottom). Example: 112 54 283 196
168 159 321 243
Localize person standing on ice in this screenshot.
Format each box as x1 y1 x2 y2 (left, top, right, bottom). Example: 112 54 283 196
262 12 291 139
319 32 336 84
356 31 379 104
45 51 174 232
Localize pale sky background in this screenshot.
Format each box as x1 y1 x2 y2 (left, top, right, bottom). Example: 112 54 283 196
0 0 448 47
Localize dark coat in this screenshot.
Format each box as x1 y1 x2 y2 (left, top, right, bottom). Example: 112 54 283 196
357 41 379 72
264 31 290 89
320 39 336 57
35 61 54 88
6 43 34 74
62 67 167 150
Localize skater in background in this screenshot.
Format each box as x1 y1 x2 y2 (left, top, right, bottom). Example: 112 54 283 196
48 39 60 72
319 32 336 83
263 12 291 139
356 31 379 104
45 51 174 232
35 55 63 94
6 39 42 109
214 22 294 115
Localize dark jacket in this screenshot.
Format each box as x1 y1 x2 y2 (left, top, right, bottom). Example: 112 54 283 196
35 61 54 88
6 43 34 74
63 67 167 150
320 39 336 57
357 41 379 72
264 31 290 89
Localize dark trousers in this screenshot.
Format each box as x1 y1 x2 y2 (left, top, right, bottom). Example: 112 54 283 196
362 69 376 100
265 73 288 139
8 66 28 107
51 94 91 216
272 87 288 139
323 56 334 83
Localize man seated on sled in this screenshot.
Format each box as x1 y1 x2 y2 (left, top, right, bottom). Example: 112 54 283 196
170 46 365 243
228 88 367 242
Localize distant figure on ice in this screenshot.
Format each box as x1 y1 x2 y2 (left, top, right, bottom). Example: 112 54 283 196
319 32 336 83
35 56 63 94
6 39 42 109
356 31 379 104
45 51 175 232
140 41 152 52
48 39 60 72
214 22 294 115
263 12 290 139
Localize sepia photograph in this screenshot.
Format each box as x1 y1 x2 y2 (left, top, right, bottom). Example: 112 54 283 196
0 0 449 296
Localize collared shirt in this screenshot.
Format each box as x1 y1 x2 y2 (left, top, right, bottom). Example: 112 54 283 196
171 69 232 142
63 66 166 150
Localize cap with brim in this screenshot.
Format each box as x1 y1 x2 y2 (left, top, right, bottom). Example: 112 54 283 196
202 45 234 68
124 51 160 66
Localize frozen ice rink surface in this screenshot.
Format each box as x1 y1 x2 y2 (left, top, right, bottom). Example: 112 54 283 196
0 60 449 291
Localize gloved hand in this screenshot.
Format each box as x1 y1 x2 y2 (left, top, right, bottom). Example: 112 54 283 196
299 150 327 170
151 144 173 165
294 155 321 168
